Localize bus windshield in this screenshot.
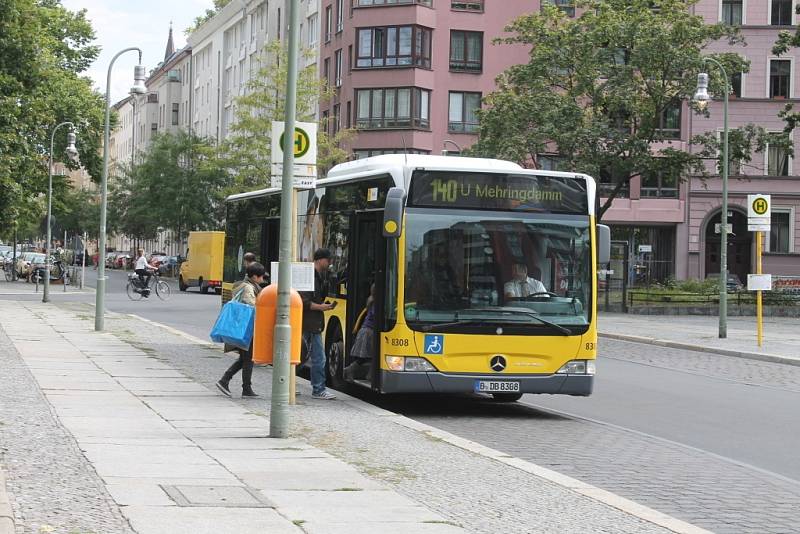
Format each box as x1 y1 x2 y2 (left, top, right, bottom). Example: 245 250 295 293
403 209 592 333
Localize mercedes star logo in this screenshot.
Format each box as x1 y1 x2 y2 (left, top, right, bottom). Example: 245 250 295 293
490 355 507 372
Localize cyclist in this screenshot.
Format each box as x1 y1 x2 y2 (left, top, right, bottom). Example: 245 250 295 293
134 249 158 296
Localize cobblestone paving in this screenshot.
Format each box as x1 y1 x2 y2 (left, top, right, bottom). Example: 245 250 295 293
83 303 669 534
0 327 134 534
401 339 800 534
603 338 800 393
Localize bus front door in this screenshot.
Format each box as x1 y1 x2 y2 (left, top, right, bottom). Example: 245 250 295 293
346 210 385 390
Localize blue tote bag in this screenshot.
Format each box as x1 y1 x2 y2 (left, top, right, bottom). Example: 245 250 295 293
209 289 255 350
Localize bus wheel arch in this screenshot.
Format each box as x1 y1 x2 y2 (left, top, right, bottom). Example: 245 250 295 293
325 319 346 389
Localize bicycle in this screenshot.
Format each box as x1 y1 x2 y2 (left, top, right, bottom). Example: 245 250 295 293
126 270 171 301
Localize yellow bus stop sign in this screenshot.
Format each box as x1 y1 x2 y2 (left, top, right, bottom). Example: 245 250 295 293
752 197 769 216
280 127 311 159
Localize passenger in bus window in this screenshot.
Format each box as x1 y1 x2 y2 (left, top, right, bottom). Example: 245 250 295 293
504 263 548 300
345 283 375 381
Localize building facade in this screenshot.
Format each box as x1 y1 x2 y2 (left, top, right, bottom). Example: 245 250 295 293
317 0 534 158
596 0 800 284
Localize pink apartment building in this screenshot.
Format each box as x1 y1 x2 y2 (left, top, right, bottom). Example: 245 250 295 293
319 0 800 284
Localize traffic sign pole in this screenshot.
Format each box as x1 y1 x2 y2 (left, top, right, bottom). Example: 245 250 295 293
756 231 763 347
270 0 300 439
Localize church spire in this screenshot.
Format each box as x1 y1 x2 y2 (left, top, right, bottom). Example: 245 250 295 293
164 22 175 61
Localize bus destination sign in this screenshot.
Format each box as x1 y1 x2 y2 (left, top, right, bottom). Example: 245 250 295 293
409 171 589 214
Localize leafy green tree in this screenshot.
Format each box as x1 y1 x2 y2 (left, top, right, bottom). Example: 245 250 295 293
0 0 106 237
208 40 355 193
185 0 233 35
110 131 231 244
469 0 782 219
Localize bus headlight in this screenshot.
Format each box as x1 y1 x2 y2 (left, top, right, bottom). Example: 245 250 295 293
556 359 596 375
384 356 438 372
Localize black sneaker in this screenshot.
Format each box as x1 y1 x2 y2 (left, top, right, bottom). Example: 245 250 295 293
216 379 231 397
241 388 259 398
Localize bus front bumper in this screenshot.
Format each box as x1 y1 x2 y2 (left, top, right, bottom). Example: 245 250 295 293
379 371 593 396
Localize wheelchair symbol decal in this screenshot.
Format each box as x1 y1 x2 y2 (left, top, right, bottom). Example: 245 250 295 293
424 334 444 355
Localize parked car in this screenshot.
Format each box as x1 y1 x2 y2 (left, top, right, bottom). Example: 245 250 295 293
16 252 46 280
157 256 180 275
706 273 744 292
115 254 132 269
105 252 117 268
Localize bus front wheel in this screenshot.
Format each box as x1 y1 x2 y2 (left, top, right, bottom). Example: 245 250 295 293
492 393 523 403
326 330 346 390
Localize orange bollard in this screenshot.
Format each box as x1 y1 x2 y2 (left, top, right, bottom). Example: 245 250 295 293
252 284 303 365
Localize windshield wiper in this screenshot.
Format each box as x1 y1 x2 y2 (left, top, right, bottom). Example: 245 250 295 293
416 308 572 336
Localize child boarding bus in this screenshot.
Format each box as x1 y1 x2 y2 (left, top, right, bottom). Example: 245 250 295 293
222 155 610 402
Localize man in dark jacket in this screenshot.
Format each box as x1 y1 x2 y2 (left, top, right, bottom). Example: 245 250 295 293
300 248 336 400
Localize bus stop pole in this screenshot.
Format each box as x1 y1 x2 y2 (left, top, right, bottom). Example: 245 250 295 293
756 231 763 347
270 0 300 438
289 190 297 406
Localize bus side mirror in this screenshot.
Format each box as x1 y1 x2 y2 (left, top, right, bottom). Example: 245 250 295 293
597 224 611 265
383 187 405 238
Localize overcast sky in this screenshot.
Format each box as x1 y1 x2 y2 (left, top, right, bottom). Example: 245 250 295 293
61 0 215 103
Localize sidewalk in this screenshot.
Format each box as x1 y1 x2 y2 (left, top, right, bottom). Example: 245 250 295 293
599 313 800 366
0 298 708 534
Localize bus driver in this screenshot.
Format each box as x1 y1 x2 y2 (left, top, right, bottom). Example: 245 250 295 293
504 263 548 300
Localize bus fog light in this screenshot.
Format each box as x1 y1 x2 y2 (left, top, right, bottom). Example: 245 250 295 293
556 360 590 374
385 356 405 371
404 357 437 372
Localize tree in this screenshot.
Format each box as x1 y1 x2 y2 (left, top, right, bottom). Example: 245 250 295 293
0 0 106 237
207 40 355 193
185 0 233 35
110 131 231 244
468 0 781 220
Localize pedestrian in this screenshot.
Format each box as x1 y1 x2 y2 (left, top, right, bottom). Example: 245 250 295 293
344 282 375 381
243 252 256 276
300 248 336 400
216 261 266 398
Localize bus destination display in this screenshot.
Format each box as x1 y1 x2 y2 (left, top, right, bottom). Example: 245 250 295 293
409 171 589 214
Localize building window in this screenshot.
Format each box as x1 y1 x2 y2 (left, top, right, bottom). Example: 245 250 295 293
731 72 742 98
769 209 793 253
308 13 318 46
325 6 333 42
448 91 481 133
336 0 344 32
353 148 430 159
450 31 482 73
541 0 575 17
539 155 565 171
657 102 681 139
770 59 791 98
334 49 343 87
452 0 483 11
348 45 353 73
599 166 629 198
322 110 330 134
355 87 431 129
721 0 743 25
355 0 432 6
356 26 431 69
346 100 352 128
640 169 678 198
333 103 341 135
771 0 793 25
151 122 158 133
323 57 330 85
766 134 791 176
172 103 179 126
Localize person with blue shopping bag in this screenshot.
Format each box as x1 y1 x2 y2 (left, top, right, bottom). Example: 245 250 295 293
215 262 265 398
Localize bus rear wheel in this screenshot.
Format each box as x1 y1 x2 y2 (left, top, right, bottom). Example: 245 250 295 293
492 393 523 403
178 276 187 291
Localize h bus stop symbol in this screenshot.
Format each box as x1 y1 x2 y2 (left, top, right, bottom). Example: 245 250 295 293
424 335 444 355
280 127 311 159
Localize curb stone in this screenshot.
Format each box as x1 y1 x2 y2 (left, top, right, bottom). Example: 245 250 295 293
0 468 15 534
127 313 710 534
599 332 800 367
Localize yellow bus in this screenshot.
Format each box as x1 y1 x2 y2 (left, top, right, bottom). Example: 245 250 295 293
223 155 609 401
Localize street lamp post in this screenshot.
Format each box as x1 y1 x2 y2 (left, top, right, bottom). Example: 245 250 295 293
694 59 730 339
44 123 78 303
95 48 147 331
442 139 463 156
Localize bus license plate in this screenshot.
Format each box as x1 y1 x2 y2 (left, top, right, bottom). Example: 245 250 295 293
474 380 520 393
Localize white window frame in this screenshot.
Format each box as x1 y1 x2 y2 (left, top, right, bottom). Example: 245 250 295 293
767 206 795 253
766 56 794 98
768 0 797 25
764 129 794 176
733 71 746 98
719 0 747 25
308 13 318 46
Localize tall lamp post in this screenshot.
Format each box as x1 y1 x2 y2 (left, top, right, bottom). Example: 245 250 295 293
95 48 147 331
693 59 730 339
44 123 78 303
